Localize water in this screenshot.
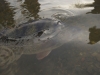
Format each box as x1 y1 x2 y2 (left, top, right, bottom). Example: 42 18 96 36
0 0 100 75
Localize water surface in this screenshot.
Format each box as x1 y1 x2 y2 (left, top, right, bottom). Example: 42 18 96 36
0 0 100 75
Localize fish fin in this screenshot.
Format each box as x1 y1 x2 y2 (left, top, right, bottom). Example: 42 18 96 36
36 50 51 60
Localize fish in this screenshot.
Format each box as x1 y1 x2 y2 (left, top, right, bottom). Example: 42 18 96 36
0 14 100 66
0 18 64 62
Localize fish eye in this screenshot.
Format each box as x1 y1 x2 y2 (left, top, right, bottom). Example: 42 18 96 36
35 30 44 37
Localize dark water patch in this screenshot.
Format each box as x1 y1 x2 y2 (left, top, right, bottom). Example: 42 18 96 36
88 26 100 44
86 0 100 14
21 0 40 19
0 0 15 28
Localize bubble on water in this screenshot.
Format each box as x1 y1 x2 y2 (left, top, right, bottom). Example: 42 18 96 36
52 10 74 20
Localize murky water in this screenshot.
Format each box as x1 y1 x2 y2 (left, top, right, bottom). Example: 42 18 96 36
0 0 100 75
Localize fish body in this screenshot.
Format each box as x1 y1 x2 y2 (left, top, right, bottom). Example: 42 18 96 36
1 14 100 66
0 18 64 62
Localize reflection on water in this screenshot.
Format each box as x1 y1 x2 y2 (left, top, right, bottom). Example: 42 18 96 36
0 0 100 75
91 0 100 13
22 0 40 19
39 0 94 17
87 0 100 14
88 26 100 44
2 0 40 27
0 0 15 28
